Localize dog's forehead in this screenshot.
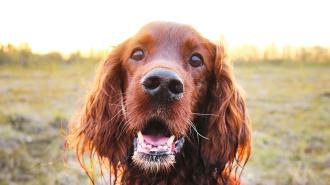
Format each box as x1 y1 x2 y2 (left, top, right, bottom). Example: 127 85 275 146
135 22 202 44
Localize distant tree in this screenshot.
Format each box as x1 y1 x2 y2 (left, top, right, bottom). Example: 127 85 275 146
282 45 295 62
0 44 9 64
67 51 82 63
0 44 16 64
45 51 63 62
263 43 279 62
18 43 32 66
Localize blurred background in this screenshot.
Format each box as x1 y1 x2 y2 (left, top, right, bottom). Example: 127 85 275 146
0 0 329 184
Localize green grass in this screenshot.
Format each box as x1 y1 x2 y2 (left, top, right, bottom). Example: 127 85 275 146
0 62 97 185
0 62 329 185
234 62 330 185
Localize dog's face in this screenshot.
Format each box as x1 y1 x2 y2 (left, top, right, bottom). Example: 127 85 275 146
120 22 215 171
68 22 250 183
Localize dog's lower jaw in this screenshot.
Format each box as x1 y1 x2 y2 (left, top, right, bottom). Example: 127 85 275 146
132 152 175 173
131 135 185 173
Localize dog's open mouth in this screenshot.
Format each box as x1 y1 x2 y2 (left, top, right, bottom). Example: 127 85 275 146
132 119 184 172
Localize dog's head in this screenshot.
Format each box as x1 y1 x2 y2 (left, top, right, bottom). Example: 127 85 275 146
67 22 251 182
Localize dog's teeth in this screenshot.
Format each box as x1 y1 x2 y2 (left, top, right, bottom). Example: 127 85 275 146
167 135 175 146
137 131 144 142
150 147 158 151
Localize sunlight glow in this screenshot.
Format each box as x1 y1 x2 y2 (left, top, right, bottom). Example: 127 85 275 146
1 0 329 53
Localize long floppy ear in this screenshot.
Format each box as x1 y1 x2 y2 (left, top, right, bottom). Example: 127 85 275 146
66 42 131 181
201 43 251 179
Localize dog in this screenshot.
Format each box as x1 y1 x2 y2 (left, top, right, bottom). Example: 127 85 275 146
67 21 251 185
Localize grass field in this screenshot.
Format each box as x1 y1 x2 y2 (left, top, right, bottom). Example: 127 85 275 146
0 61 329 185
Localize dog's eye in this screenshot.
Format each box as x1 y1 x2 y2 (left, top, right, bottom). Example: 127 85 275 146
130 49 145 61
189 53 204 67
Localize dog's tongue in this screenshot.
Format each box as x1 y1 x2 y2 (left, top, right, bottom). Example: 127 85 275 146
143 135 169 145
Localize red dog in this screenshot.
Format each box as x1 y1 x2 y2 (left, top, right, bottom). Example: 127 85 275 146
67 22 251 185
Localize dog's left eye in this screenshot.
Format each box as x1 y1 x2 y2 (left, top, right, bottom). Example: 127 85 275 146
189 53 204 67
130 49 145 61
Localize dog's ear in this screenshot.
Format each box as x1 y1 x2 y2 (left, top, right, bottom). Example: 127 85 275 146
66 41 131 180
201 43 251 178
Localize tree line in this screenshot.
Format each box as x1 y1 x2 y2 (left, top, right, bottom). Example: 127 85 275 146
1 43 330 65
0 43 103 65
229 44 330 63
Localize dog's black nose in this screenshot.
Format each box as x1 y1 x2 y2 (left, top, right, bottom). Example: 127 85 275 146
141 68 184 102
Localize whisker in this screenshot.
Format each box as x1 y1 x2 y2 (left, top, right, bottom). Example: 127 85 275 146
108 103 121 107
117 112 135 139
174 101 209 142
187 119 209 140
191 112 219 117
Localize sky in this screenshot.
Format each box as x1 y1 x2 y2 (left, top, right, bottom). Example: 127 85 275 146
0 0 329 53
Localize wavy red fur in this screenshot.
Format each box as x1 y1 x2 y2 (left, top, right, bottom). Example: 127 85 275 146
66 22 251 185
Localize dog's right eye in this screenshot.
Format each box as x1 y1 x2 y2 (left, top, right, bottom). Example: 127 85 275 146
130 49 145 61
189 53 204 67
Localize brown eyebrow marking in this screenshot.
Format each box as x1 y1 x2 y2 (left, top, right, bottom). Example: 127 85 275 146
184 36 212 50
182 37 213 57
133 34 154 48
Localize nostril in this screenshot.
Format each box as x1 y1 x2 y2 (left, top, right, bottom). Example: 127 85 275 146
141 68 184 100
168 80 184 95
142 76 161 90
